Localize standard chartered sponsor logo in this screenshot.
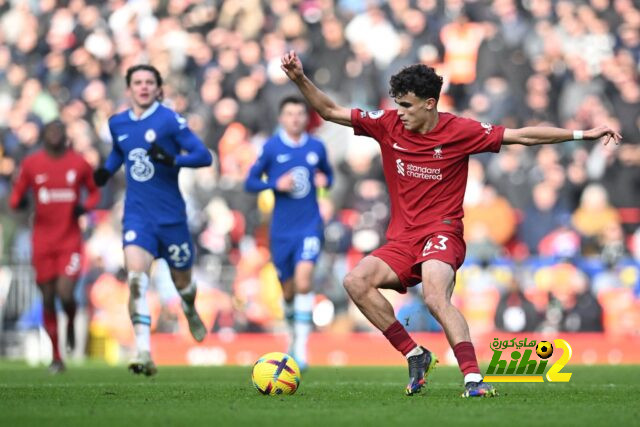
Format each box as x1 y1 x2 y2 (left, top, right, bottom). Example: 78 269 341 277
396 161 443 181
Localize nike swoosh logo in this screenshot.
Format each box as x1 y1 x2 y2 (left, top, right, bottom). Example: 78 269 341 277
276 154 291 163
422 251 438 256
118 134 129 142
392 143 408 151
35 175 47 184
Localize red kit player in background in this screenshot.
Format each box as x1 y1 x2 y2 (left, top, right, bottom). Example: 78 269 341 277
9 121 100 373
281 51 621 398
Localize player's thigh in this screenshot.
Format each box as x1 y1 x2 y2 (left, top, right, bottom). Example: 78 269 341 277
292 234 322 291
32 251 56 285
122 222 158 273
417 231 464 300
54 250 82 282
346 255 403 292
270 237 297 284
420 259 456 302
293 261 314 293
124 245 155 273
157 222 194 271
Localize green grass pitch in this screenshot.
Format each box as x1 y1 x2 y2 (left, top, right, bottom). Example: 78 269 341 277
1 363 638 427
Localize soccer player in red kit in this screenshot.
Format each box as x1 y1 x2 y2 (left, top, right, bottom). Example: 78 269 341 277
9 121 100 373
281 51 621 397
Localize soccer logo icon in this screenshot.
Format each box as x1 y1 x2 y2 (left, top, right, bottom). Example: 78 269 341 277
536 341 554 359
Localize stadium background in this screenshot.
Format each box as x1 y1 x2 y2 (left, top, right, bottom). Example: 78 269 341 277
0 0 639 367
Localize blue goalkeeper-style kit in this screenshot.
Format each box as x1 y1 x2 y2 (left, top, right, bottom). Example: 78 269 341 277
105 101 212 269
245 130 333 282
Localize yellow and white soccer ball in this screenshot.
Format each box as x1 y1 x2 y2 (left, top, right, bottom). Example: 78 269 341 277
252 352 301 395
536 341 554 359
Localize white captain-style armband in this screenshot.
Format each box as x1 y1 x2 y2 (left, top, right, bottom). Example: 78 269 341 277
573 130 584 140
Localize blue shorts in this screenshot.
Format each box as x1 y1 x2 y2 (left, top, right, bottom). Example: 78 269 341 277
270 233 323 282
122 219 194 270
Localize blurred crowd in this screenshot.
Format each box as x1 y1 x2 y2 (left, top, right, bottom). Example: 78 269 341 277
1 0 640 347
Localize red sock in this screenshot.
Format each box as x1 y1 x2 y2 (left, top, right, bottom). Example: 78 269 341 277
43 309 61 361
383 320 418 356
453 341 481 376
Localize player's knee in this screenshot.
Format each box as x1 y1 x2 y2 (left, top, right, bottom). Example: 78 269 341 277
422 289 448 315
343 271 369 299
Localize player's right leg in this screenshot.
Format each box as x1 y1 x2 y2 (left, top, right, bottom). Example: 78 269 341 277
40 279 65 373
342 254 436 395
123 244 156 376
270 237 296 359
33 252 64 373
290 261 314 370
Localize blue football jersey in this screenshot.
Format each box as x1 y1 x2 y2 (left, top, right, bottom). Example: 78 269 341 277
105 102 212 225
245 130 333 237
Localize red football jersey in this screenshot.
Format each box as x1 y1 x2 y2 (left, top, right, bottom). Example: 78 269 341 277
9 149 100 254
351 109 504 241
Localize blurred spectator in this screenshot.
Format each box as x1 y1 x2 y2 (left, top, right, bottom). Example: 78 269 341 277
519 182 571 255
572 183 620 249
494 277 540 332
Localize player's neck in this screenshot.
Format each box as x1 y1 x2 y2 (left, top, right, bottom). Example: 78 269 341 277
44 146 66 158
131 101 159 120
417 110 439 134
285 132 303 143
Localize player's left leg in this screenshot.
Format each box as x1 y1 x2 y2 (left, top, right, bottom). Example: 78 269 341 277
55 275 77 354
421 259 496 398
159 222 206 342
40 279 64 373
55 250 81 355
170 268 206 342
291 261 314 370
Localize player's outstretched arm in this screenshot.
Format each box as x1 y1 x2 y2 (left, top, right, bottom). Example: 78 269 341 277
281 50 352 127
503 125 622 146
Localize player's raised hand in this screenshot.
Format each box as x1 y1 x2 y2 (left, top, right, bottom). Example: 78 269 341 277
281 50 304 82
583 126 622 146
276 172 295 192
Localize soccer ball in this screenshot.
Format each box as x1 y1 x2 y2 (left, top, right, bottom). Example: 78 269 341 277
252 352 301 395
536 341 554 359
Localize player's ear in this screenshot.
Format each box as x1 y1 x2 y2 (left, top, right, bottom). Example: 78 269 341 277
425 98 436 110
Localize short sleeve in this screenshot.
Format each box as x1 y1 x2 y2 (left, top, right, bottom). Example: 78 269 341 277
456 118 505 154
351 109 392 142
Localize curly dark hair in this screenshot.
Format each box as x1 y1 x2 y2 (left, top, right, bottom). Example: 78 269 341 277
389 64 443 101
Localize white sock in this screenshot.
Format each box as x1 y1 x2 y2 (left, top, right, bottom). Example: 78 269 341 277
405 345 424 359
283 299 295 354
128 271 151 354
464 373 483 384
293 292 314 365
134 323 151 353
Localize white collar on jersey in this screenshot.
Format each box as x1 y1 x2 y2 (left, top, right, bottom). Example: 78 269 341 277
128 101 160 121
279 128 309 148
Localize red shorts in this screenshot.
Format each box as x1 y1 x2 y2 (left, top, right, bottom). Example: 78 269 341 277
371 230 466 292
32 249 82 284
